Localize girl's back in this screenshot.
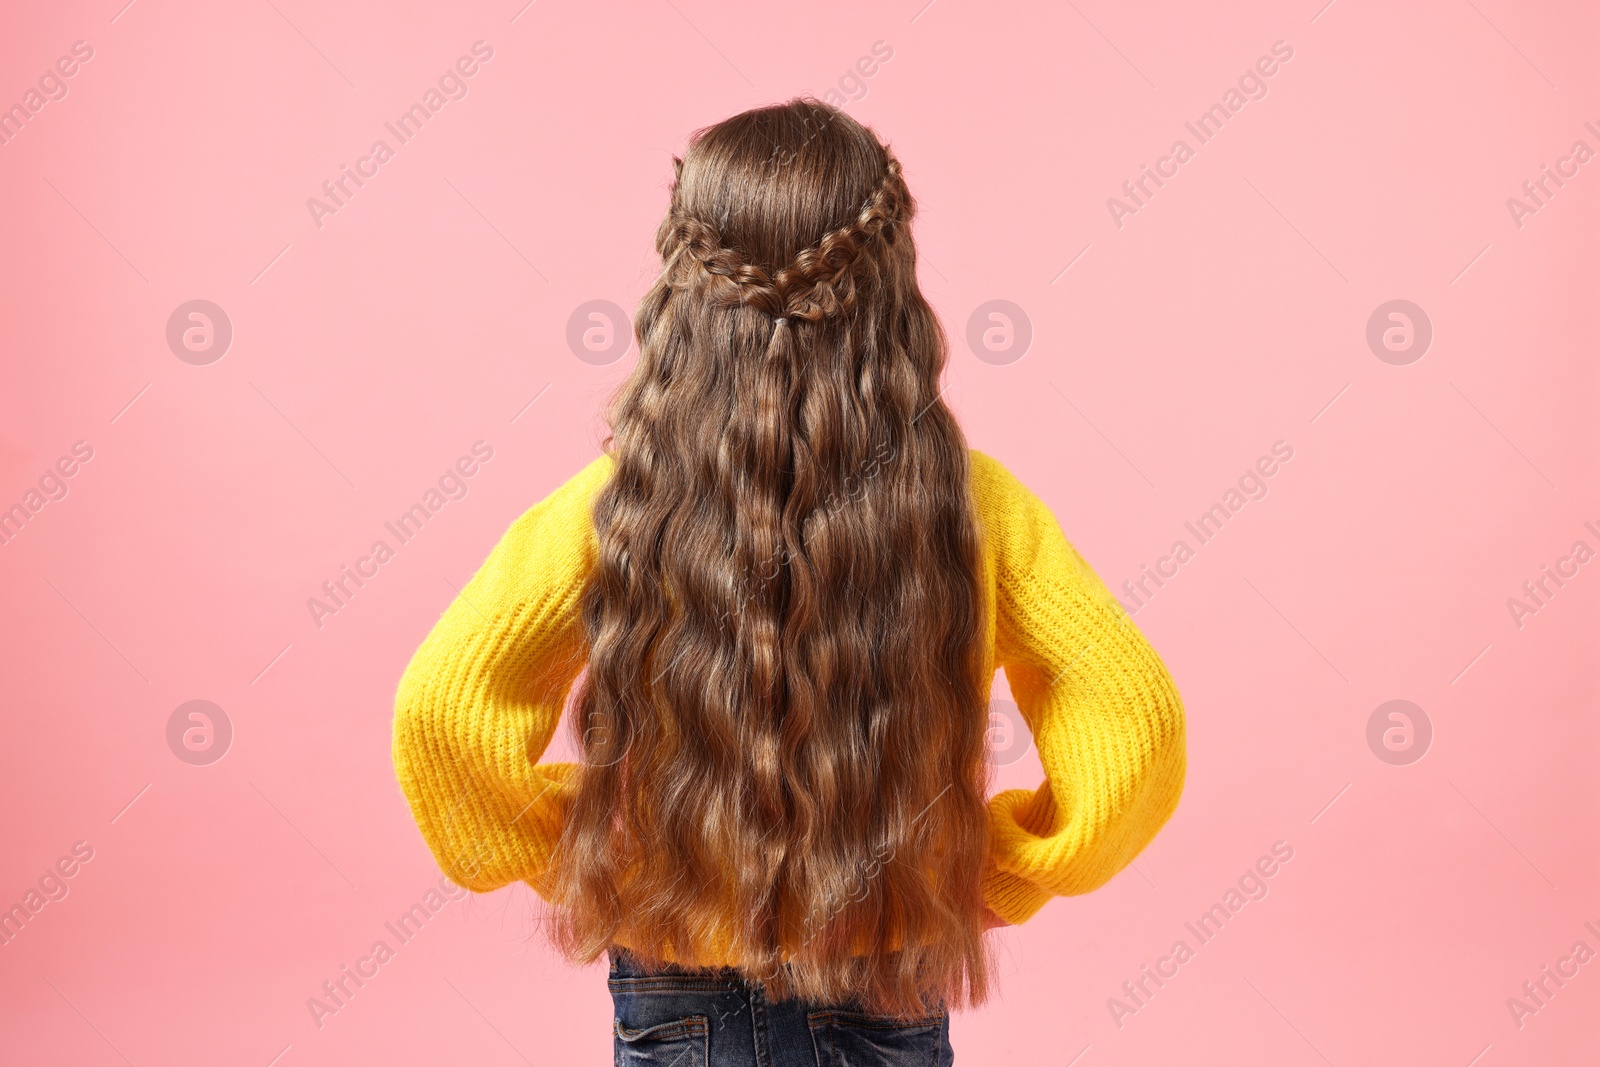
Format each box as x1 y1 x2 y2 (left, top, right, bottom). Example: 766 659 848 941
392 98 1185 1063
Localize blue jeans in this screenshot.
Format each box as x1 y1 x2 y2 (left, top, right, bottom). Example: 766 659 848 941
607 946 956 1066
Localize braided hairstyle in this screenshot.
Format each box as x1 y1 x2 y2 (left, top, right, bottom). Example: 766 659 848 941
548 98 994 1020
658 155 908 324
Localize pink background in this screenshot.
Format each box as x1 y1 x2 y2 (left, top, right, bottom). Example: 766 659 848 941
1 0 1596 1063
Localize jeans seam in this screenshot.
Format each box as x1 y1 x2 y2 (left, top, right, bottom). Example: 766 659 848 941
751 981 770 1067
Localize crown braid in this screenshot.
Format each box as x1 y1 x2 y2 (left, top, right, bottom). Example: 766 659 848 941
660 155 909 324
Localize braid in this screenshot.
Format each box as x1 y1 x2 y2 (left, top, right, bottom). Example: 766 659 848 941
660 156 909 324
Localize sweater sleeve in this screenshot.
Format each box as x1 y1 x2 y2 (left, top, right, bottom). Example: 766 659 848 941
391 453 612 894
972 452 1187 925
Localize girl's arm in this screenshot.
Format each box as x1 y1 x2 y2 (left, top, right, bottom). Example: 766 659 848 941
973 453 1188 925
391 454 613 893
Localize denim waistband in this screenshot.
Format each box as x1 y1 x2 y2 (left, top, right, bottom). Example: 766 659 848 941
607 944 777 981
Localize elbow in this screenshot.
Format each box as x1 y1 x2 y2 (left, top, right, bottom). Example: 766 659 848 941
1130 675 1186 848
1145 671 1187 808
391 686 484 888
391 677 428 772
1140 659 1186 766
1110 667 1187 852
391 658 450 821
392 642 448 754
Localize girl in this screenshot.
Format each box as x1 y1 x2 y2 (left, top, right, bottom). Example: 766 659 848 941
393 98 1186 1065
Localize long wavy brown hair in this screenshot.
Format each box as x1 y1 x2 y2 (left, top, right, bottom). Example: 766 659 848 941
545 98 994 1018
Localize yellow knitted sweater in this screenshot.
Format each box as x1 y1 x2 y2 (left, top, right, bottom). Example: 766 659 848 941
392 448 1186 949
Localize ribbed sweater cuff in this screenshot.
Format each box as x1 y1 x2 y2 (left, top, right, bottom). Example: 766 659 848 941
982 867 1052 926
